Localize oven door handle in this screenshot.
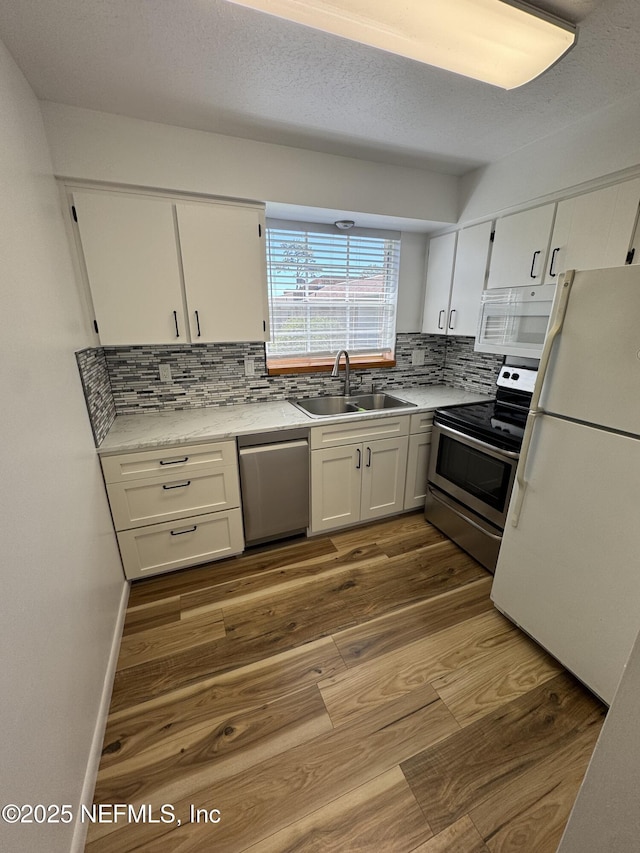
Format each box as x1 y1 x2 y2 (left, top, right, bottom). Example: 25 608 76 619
434 423 520 460
427 487 503 542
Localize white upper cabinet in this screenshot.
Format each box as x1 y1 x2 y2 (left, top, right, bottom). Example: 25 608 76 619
421 232 456 335
487 203 555 288
447 221 493 336
176 202 268 343
543 178 640 284
72 190 186 345
71 188 268 346
422 222 492 336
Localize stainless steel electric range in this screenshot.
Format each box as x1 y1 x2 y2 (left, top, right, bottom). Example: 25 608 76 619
425 360 538 573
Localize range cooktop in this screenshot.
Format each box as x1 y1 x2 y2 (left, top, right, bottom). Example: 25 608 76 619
434 364 538 453
434 400 526 452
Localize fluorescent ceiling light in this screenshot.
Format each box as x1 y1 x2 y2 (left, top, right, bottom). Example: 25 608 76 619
224 0 577 89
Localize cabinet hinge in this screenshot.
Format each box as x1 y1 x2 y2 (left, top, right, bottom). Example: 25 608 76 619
71 205 78 223
490 230 495 243
626 248 636 264
258 223 262 237
93 320 99 334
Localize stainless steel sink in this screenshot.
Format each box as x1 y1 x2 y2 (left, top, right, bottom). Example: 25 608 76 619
291 392 415 418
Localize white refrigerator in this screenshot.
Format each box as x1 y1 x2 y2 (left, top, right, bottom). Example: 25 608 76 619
491 265 640 705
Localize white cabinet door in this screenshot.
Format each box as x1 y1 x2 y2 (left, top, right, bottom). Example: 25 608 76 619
421 232 456 334
310 444 361 533
361 437 408 521
487 203 555 288
73 190 186 345
176 202 269 342
448 221 493 336
544 179 640 284
310 434 409 532
404 431 432 510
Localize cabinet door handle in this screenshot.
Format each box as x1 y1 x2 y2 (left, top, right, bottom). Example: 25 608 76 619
448 309 456 330
530 250 541 279
548 247 560 277
366 447 372 467
356 448 361 469
173 310 180 338
170 525 197 536
162 480 191 490
159 456 189 466
195 310 201 337
437 309 445 330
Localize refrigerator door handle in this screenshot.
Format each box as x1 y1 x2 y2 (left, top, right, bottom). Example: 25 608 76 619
511 270 575 528
529 269 575 413
511 410 540 527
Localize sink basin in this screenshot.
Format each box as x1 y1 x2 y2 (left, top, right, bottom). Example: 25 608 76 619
291 392 415 418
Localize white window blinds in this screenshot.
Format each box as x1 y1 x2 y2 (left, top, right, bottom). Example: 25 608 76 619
265 224 400 360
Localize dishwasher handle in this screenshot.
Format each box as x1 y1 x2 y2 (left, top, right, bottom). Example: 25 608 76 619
237 428 309 449
239 439 308 456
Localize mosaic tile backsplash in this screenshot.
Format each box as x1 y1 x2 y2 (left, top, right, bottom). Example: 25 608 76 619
443 336 504 395
76 347 116 445
77 333 503 444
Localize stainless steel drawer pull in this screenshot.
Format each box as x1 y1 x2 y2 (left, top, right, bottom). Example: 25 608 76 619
162 480 191 490
170 525 197 536
159 457 189 465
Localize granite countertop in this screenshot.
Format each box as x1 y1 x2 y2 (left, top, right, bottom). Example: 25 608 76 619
97 385 493 456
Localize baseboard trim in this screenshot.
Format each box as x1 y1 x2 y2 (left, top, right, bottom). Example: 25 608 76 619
70 580 129 853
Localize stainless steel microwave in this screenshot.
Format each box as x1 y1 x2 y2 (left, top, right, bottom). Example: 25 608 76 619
475 286 554 359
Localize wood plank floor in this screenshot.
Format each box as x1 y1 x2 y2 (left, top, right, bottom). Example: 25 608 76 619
85 513 605 852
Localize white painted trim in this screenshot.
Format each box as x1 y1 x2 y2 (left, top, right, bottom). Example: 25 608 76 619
69 580 130 853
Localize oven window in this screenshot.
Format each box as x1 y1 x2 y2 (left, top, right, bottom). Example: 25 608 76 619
436 435 512 513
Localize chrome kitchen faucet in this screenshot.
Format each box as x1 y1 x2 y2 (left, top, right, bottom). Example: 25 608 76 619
331 349 351 396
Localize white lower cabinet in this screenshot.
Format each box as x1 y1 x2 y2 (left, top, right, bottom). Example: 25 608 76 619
310 416 409 533
117 510 244 580
403 412 434 510
101 440 244 579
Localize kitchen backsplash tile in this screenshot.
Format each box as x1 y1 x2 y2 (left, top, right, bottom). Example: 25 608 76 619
102 333 448 414
78 333 502 444
76 347 116 445
443 336 503 394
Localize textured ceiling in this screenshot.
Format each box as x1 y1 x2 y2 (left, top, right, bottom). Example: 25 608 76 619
0 0 639 176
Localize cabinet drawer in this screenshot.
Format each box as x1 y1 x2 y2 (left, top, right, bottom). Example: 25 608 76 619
117 508 244 580
310 416 409 450
107 466 240 531
101 441 237 483
409 412 434 434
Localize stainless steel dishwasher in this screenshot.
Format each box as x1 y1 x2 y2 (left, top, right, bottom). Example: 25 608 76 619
237 428 310 546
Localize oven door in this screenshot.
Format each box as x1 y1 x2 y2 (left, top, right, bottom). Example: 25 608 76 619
428 423 519 528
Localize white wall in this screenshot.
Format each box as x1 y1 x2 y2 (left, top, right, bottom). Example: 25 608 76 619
0 41 126 853
459 88 640 222
41 102 458 225
558 630 640 852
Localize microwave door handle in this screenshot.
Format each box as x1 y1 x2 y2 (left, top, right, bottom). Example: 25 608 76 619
511 270 574 528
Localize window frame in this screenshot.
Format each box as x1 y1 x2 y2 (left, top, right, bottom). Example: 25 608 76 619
265 219 401 375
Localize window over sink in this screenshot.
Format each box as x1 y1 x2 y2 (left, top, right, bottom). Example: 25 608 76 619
265 221 401 374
